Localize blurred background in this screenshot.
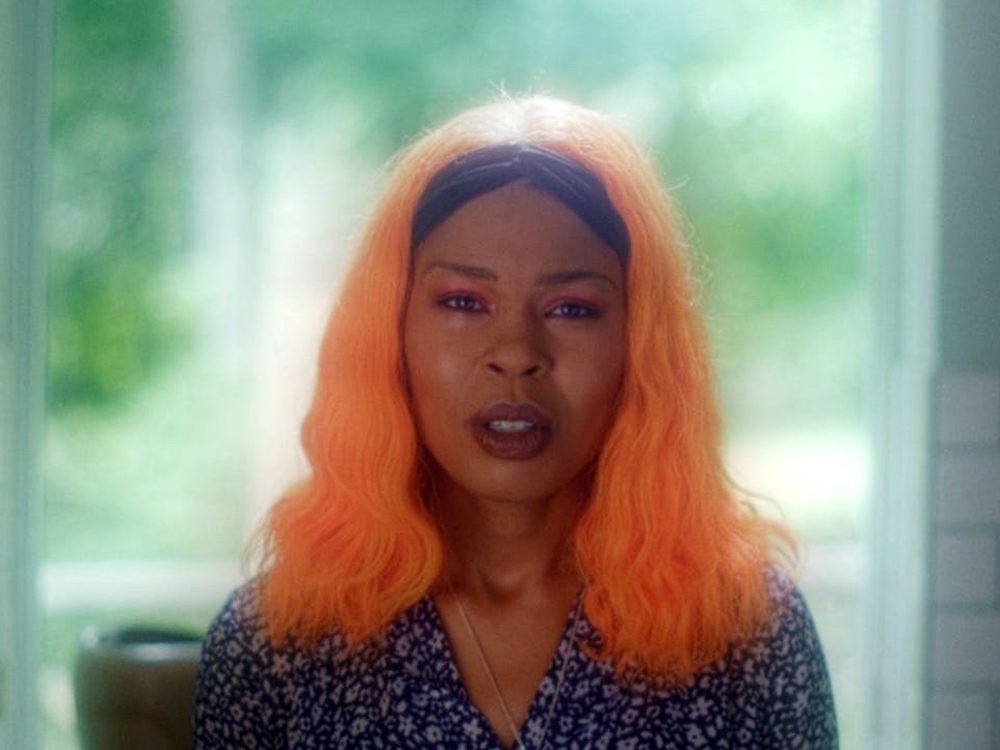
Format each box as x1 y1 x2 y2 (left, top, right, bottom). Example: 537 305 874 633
31 0 874 746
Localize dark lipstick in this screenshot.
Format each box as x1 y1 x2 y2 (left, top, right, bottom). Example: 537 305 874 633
468 402 552 460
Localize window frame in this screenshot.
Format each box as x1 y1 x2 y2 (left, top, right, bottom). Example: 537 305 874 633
865 0 941 744
1 0 50 746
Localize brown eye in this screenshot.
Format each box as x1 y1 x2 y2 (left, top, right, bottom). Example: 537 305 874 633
440 294 486 312
547 301 599 319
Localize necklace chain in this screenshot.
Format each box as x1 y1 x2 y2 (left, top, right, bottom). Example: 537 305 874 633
446 579 582 750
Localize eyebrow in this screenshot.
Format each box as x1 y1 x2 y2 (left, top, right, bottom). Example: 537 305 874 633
422 260 617 289
537 269 617 289
422 260 497 281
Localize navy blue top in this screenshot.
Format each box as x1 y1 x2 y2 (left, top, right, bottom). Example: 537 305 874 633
194 575 837 749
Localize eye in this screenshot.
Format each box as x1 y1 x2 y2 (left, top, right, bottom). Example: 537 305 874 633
547 300 599 319
440 293 486 312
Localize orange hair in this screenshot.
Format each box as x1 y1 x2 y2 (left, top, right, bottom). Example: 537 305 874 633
255 95 793 681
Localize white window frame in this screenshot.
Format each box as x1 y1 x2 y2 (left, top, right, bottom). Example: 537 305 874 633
1 0 50 747
866 0 940 746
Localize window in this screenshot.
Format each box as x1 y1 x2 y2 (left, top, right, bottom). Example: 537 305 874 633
32 1 876 747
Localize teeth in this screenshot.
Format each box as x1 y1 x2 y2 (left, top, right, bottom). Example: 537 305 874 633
488 420 535 433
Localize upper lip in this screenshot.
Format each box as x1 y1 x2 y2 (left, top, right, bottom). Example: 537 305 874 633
470 401 552 427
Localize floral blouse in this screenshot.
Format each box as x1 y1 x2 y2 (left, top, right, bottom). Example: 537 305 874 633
194 573 838 749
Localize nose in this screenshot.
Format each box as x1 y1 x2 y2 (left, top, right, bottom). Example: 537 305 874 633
485 314 552 379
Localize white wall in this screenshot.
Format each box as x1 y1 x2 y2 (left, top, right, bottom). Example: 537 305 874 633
926 1 1000 746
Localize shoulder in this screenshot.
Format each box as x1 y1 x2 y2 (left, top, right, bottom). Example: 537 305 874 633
759 567 825 652
200 581 274 664
207 581 262 636
661 569 838 748
738 567 839 747
738 568 831 682
194 582 298 748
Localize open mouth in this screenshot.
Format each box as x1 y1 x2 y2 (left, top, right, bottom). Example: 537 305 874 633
470 403 552 460
487 419 536 433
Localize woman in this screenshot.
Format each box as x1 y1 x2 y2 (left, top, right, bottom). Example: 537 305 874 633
194 96 838 749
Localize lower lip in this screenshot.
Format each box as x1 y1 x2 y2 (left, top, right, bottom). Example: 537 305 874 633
471 424 552 460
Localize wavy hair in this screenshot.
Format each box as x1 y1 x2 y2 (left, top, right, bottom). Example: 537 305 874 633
255 95 793 681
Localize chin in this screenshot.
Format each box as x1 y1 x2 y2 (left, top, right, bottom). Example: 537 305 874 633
462 461 593 507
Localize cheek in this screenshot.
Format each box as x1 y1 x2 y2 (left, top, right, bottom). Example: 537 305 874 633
573 339 626 429
405 328 472 421
589 364 625 424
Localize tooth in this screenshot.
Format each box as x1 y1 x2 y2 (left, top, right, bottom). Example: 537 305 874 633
489 420 534 432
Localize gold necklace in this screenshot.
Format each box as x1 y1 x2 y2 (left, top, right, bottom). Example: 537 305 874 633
446 580 583 750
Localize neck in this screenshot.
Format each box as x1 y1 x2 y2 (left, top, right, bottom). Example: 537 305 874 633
429 474 585 601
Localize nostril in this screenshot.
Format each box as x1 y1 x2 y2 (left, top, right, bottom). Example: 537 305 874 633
485 360 545 377
484 339 550 377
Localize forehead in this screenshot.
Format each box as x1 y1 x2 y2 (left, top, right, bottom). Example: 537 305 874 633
412 181 623 277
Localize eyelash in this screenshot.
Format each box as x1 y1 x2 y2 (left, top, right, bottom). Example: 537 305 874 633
439 293 485 312
437 294 600 319
547 300 600 319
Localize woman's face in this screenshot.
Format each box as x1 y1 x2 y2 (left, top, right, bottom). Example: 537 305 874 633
403 181 627 506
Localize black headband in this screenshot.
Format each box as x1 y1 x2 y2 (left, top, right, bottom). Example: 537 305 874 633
411 142 630 264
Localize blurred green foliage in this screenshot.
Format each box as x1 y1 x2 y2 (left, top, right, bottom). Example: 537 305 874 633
48 0 190 411
47 0 871 420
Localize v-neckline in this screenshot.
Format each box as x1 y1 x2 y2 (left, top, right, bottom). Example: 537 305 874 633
422 588 585 750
